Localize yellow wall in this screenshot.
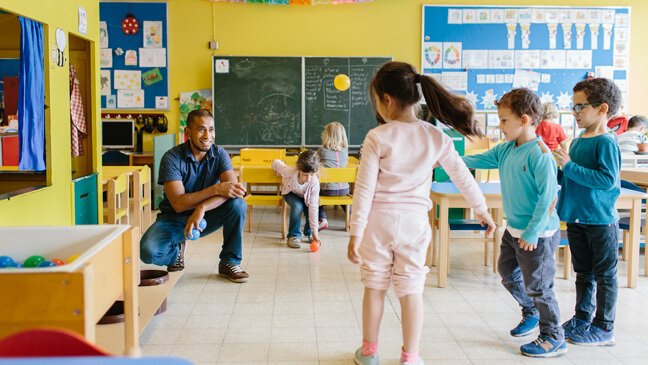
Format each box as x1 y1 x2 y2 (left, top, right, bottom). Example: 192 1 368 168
156 0 647 146
0 0 101 226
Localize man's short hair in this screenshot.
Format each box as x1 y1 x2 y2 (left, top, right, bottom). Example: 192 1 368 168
187 109 214 128
573 78 622 118
495 88 542 126
628 115 648 129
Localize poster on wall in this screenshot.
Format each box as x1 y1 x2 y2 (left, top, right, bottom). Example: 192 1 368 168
179 89 213 142
117 89 144 108
100 70 111 95
143 21 163 48
99 21 109 48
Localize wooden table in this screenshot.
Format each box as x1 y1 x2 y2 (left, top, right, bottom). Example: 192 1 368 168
429 182 647 288
428 182 504 288
621 168 648 188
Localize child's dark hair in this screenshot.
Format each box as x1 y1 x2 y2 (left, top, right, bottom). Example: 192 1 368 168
495 88 543 126
628 115 648 129
573 78 622 118
187 109 214 128
296 149 319 173
370 61 481 137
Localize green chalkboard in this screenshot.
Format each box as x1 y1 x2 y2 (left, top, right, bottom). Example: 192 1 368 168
211 56 391 147
212 56 302 146
305 57 391 146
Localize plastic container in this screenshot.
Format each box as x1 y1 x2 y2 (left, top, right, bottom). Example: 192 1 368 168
139 270 169 286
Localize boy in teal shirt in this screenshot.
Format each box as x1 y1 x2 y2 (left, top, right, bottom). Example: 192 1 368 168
554 78 622 346
463 88 564 358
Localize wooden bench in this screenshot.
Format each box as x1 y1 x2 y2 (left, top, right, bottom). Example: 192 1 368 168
318 167 357 231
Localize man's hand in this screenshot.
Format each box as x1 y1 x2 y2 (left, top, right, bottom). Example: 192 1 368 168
475 211 497 236
214 181 246 199
347 236 362 264
518 238 537 251
184 206 206 240
553 149 571 167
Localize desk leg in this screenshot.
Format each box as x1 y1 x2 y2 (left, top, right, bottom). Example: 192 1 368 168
438 199 449 288
627 200 640 288
493 208 503 274
122 227 141 356
426 201 438 267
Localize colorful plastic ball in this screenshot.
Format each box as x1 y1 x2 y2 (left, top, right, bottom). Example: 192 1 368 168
66 254 81 263
24 255 45 268
37 260 58 268
0 256 14 268
189 228 201 241
51 259 65 266
198 219 207 230
334 74 351 91
310 239 321 252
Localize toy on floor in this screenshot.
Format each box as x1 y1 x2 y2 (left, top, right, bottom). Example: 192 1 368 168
310 239 321 252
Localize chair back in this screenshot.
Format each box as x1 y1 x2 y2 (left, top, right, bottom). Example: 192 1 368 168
319 167 357 184
240 166 282 185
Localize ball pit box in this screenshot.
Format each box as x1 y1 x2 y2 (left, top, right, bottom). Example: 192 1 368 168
0 225 140 356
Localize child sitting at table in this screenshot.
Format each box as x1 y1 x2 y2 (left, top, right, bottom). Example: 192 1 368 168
317 122 349 231
617 115 648 153
463 88 565 358
272 150 321 249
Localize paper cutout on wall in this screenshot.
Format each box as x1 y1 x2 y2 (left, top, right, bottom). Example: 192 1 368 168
504 9 517 23
547 23 558 49
589 24 600 49
574 9 587 23
520 23 531 49
515 50 540 69
142 67 163 86
560 9 573 23
465 91 478 106
587 9 601 23
489 50 514 69
476 74 486 83
541 73 551 83
99 21 109 48
615 13 628 27
114 70 142 89
531 9 545 23
556 92 572 110
477 9 490 23
595 66 614 79
117 89 144 108
100 48 112 68
100 70 111 95
561 23 573 49
540 50 566 69
566 50 592 69
463 9 476 24
124 50 138 66
441 71 467 91
481 89 498 110
143 21 163 48
491 9 504 23
423 42 442 69
442 42 462 69
540 91 555 104
602 10 615 23
602 23 613 50
505 23 517 49
546 9 559 23
448 9 462 24
616 27 628 41
575 24 586 49
518 9 532 23
614 41 628 57
463 50 488 69
512 69 540 91
614 56 628 70
139 48 166 67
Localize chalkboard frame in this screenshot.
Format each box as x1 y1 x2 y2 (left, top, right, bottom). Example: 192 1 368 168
211 55 392 148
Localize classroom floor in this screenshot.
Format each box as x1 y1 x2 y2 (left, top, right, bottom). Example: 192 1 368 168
139 206 648 364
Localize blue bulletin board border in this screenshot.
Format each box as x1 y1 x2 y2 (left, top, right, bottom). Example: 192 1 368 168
99 1 169 111
421 5 631 112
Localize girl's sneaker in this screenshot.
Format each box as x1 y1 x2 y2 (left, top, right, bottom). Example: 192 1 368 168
354 347 379 365
520 334 567 357
318 219 328 231
400 358 424 365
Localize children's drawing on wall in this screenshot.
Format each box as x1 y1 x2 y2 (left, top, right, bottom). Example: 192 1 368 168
114 70 142 89
139 48 166 67
155 96 168 109
100 48 112 68
117 89 144 108
463 9 476 24
142 68 163 86
125 50 138 66
143 21 163 48
179 89 213 141
106 95 116 109
101 70 111 95
99 21 109 48
447 9 462 24
423 42 442 69
477 9 490 23
442 42 462 69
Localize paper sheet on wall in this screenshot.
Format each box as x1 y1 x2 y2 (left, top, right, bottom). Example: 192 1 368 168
100 70 111 96
520 23 531 49
491 9 504 23
99 21 108 48
512 69 541 91
124 50 137 66
531 9 545 23
143 21 163 48
442 42 462 69
477 9 490 23
156 96 168 109
463 9 476 24
616 27 628 41
561 114 574 126
423 42 443 69
515 50 540 69
587 9 601 23
179 89 213 142
463 50 488 69
589 24 600 49
114 70 142 89
546 9 560 23
561 24 573 49
602 10 615 23
100 48 112 68
106 95 116 109
614 56 628 70
575 24 586 49
614 41 628 57
595 66 614 79
506 23 517 49
489 50 515 69
139 48 166 67
448 9 462 24
547 23 558 49
615 13 628 27
117 89 144 108
540 50 566 69
614 79 627 91
566 50 592 69
518 9 532 23
441 71 467 91
602 23 613 50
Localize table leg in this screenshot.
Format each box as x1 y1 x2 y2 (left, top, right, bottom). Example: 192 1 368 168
493 208 503 274
627 199 640 288
122 227 141 356
438 199 449 288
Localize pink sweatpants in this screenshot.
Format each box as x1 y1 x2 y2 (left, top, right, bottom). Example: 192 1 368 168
359 207 431 297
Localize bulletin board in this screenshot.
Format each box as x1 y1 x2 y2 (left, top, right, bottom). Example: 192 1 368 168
99 2 169 111
421 5 630 113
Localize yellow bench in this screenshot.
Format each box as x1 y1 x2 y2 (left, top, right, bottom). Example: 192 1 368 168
318 167 357 231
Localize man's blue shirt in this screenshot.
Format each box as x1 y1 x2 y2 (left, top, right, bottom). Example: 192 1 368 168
157 141 232 222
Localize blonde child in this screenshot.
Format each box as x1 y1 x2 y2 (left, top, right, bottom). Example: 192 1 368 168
317 122 349 230
617 115 648 153
348 61 495 365
463 89 566 358
272 150 321 248
536 102 568 151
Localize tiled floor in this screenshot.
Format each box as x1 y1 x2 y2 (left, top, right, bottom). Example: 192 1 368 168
140 206 648 364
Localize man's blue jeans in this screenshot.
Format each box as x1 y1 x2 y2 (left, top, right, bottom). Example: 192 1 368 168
140 198 247 266
567 222 619 331
283 192 311 239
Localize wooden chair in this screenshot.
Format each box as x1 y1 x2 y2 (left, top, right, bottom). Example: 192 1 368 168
103 172 129 225
318 167 357 231
618 181 646 273
240 166 285 236
556 222 572 280
131 165 152 235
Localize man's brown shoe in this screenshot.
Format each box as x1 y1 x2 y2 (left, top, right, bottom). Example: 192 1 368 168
218 262 249 283
167 241 186 272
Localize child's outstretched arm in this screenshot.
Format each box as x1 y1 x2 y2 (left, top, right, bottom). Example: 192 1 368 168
462 145 501 170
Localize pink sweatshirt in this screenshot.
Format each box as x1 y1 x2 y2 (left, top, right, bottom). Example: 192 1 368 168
271 159 320 233
350 120 488 238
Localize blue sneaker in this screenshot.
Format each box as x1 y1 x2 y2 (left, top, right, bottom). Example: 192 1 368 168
520 334 567 358
568 325 615 346
354 347 379 365
510 315 539 337
561 316 590 338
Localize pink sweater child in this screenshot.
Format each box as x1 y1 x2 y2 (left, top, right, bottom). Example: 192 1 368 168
271 159 320 235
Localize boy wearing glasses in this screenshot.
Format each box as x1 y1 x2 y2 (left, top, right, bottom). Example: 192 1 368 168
553 78 622 347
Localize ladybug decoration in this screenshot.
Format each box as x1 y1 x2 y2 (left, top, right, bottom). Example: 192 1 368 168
121 12 139 35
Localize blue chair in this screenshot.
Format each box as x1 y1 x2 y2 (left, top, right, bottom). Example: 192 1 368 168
618 180 646 261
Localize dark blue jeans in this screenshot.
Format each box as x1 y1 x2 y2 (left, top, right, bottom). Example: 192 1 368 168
318 188 350 220
140 198 247 266
498 229 563 340
567 222 619 331
283 192 311 238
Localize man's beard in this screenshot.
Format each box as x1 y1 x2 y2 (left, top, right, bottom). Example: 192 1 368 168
190 138 211 152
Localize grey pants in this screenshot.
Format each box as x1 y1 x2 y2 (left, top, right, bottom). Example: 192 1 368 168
498 229 564 340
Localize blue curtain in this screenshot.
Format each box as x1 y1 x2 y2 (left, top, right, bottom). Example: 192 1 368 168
17 17 45 171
